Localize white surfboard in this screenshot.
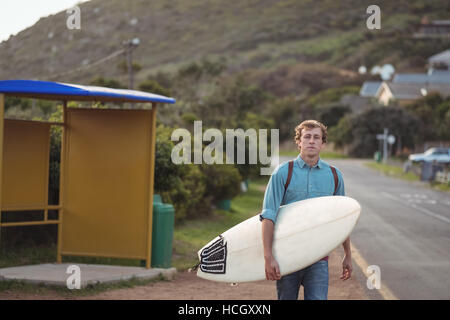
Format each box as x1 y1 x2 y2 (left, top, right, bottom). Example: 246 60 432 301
196 196 361 283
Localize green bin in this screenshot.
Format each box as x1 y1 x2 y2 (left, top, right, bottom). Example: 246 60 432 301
217 199 231 211
153 194 162 204
374 151 382 163
151 203 175 268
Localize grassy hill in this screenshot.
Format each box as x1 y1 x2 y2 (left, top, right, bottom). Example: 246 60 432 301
0 0 448 85
1 0 449 143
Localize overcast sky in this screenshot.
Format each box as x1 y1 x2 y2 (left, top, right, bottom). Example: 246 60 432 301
0 0 90 43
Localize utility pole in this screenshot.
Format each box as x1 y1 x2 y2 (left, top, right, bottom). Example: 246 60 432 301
122 38 140 89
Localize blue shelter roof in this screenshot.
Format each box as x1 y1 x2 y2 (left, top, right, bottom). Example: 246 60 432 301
0 80 176 104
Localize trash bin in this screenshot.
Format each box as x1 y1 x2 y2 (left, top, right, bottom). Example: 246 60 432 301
374 151 381 163
217 199 231 211
153 194 162 204
151 203 175 268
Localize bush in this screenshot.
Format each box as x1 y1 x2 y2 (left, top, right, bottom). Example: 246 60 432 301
315 102 351 129
201 164 242 203
138 80 171 97
160 164 211 221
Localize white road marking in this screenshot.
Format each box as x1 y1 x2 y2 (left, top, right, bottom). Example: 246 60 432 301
351 244 398 300
381 192 450 224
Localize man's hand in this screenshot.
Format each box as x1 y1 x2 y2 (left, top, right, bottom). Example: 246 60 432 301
340 254 353 281
265 255 281 281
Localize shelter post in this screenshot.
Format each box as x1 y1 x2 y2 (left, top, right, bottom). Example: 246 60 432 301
57 101 67 263
146 103 158 269
0 94 4 231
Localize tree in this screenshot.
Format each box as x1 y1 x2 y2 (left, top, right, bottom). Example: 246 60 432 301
405 93 450 141
330 106 422 157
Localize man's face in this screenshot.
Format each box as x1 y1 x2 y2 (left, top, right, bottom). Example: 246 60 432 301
297 127 324 156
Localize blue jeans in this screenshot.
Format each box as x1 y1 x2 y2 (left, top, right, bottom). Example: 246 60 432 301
276 260 329 300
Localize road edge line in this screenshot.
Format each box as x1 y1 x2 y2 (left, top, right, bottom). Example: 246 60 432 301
351 243 399 300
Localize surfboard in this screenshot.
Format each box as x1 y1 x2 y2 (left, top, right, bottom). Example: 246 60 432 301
196 196 361 283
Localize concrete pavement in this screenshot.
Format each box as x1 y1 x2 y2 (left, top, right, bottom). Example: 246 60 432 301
0 263 177 289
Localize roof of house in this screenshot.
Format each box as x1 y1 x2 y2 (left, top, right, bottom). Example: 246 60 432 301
0 80 176 104
428 50 450 65
359 81 382 97
393 72 450 84
382 82 450 100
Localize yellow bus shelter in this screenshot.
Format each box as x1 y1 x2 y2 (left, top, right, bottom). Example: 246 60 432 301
0 80 176 268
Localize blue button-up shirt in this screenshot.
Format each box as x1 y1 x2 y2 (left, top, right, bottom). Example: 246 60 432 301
260 154 345 224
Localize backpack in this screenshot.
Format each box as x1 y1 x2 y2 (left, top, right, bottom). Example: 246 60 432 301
282 160 339 201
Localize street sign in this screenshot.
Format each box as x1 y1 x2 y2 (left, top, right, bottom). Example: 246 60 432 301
387 135 395 145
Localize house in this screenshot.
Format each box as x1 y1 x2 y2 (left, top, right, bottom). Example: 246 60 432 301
428 50 450 72
360 50 450 106
392 72 450 84
377 82 450 106
414 19 450 38
359 81 382 97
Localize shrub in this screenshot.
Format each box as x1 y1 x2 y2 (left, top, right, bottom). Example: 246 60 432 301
201 164 242 203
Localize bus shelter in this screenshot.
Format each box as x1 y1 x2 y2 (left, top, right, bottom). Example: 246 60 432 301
0 80 175 268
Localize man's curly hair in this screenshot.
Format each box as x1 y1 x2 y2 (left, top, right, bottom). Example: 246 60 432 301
294 120 328 149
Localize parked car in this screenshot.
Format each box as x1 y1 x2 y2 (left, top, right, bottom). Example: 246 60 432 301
408 148 450 163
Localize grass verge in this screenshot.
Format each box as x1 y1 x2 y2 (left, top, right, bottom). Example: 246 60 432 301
365 161 450 193
0 274 167 297
365 162 419 182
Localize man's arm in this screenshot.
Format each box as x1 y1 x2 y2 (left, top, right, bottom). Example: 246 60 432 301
260 165 286 280
336 170 353 280
262 219 281 281
341 236 353 280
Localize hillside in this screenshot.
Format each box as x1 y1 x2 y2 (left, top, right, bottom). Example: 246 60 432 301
0 0 449 86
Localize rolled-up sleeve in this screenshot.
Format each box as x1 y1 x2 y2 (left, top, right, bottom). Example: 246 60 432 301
336 169 345 196
259 165 287 224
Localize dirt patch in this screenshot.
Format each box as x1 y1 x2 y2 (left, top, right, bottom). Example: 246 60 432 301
0 247 370 300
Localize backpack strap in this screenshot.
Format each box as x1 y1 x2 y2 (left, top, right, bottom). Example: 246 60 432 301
283 160 294 201
330 166 339 195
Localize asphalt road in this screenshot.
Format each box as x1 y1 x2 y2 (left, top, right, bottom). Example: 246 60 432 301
316 158 450 300
272 156 450 299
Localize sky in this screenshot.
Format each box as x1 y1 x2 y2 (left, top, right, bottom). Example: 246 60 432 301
0 0 90 43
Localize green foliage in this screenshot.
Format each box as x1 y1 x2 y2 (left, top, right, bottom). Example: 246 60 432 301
196 76 271 128
4 97 58 121
315 103 351 129
405 93 450 141
117 60 142 73
177 58 226 80
307 86 360 106
138 79 171 97
328 116 353 149
330 106 422 157
201 164 242 202
180 112 199 125
160 164 211 221
90 77 125 89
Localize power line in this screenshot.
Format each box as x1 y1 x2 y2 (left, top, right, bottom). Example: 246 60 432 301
46 49 125 80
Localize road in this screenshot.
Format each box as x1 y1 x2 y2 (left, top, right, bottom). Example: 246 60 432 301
277 157 450 299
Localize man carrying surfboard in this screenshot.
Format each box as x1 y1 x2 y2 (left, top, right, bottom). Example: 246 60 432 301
260 119 353 300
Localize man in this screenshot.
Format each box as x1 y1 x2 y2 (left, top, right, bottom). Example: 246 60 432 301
260 120 352 300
